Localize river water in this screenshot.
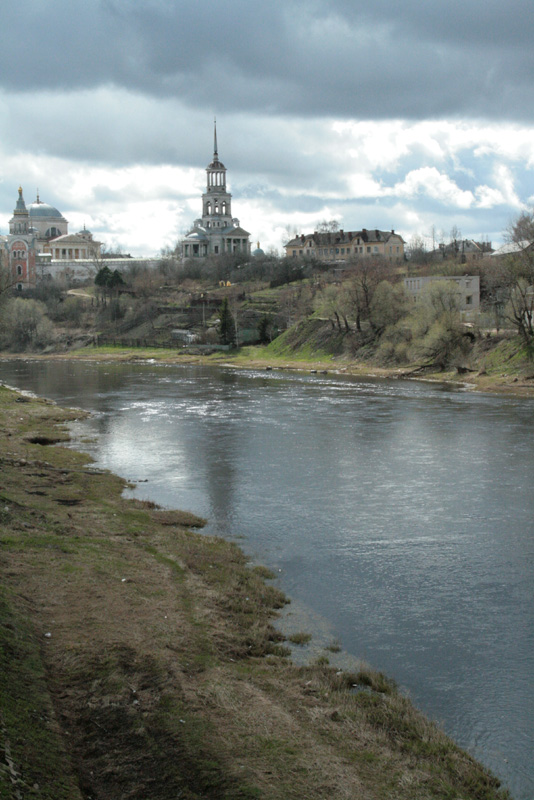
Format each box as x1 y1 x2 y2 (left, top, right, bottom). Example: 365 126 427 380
1 359 532 799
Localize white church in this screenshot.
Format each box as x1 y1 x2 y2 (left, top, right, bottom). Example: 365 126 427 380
181 123 251 259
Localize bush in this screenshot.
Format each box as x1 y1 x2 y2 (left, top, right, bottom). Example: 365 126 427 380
0 298 55 350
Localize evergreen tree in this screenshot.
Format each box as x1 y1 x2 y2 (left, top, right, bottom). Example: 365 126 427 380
257 314 272 343
218 298 236 346
95 266 125 305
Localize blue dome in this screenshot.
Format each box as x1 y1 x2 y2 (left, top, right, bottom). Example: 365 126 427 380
186 230 208 241
28 202 63 218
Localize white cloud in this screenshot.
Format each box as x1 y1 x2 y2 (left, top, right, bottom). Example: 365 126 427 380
386 167 474 208
2 84 534 254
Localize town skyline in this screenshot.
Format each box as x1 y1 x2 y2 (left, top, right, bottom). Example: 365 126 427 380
1 0 533 256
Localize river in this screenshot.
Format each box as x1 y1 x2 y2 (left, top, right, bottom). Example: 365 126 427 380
1 358 532 799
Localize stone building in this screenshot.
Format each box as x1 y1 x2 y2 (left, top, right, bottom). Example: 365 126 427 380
182 123 251 259
3 187 103 288
284 228 405 262
5 188 39 289
403 274 480 313
44 228 101 261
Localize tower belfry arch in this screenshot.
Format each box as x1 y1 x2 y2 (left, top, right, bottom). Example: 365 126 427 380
182 121 251 259
203 120 232 225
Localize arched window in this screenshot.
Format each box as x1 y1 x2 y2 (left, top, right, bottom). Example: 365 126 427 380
17 265 22 276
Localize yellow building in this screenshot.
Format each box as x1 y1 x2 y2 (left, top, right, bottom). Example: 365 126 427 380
284 228 405 261
44 228 101 260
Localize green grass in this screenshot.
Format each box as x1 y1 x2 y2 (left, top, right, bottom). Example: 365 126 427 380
0 588 83 800
479 336 533 374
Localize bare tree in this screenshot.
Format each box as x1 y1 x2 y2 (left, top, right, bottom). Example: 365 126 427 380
406 234 428 264
499 209 534 346
314 283 348 332
0 265 17 301
449 225 462 244
316 220 340 233
345 258 390 334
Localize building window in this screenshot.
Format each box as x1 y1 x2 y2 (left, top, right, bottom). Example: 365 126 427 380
367 246 371 253
373 246 379 253
465 295 472 305
17 265 22 275
214 246 219 254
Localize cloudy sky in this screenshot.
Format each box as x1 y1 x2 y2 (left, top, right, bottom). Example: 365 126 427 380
1 0 534 255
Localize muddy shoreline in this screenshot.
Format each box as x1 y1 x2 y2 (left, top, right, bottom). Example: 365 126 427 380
1 345 533 396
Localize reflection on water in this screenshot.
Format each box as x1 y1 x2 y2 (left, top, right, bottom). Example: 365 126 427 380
1 358 533 800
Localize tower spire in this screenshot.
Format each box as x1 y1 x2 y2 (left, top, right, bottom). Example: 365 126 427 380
15 186 27 214
214 117 218 159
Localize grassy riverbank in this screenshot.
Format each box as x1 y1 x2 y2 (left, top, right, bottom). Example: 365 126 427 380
0 384 511 799
2 334 533 396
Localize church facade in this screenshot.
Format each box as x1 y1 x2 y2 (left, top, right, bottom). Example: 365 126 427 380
3 188 101 289
182 124 251 259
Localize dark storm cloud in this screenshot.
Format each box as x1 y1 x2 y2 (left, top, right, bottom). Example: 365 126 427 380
2 0 534 121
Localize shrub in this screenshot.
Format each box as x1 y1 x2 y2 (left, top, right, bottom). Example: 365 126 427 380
0 298 55 350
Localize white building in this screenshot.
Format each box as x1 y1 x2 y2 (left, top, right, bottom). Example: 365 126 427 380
3 187 106 288
404 275 480 312
182 123 251 259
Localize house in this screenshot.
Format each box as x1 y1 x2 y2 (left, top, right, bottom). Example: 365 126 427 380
284 228 405 261
427 239 491 262
490 240 534 258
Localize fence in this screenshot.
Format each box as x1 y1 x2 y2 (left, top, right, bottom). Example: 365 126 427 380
94 336 232 351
